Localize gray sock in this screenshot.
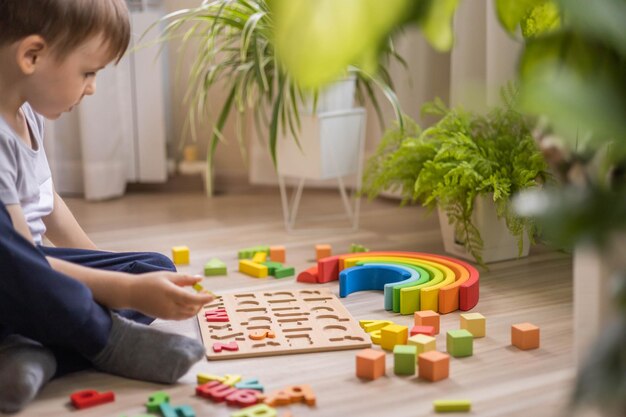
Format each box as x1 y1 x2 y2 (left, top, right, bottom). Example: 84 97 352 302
90 313 205 384
0 335 57 414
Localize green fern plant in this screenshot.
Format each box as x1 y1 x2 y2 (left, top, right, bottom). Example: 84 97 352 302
362 89 550 265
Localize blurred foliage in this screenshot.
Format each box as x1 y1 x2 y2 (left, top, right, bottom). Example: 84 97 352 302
270 0 460 89
362 89 549 265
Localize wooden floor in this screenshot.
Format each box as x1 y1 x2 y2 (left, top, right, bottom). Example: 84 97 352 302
19 186 577 417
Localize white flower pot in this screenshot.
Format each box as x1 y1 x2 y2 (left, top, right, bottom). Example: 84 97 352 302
437 194 530 263
276 108 366 180
301 75 356 115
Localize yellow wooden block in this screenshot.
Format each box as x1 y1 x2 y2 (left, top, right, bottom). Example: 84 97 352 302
197 373 225 384
433 399 471 412
370 329 382 345
359 320 394 333
171 246 190 265
460 312 486 338
222 374 242 386
239 260 268 278
380 324 408 351
252 252 267 263
408 334 436 355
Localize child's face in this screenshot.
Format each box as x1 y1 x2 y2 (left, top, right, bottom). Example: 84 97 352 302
25 33 113 120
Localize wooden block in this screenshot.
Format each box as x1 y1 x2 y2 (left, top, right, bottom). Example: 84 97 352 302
296 265 319 283
262 261 283 275
223 374 243 386
418 351 450 382
226 389 263 408
350 243 369 253
204 258 227 276
359 320 393 333
212 341 239 353
315 244 332 260
460 312 486 338
205 308 229 322
318 256 340 283
172 246 190 265
231 404 277 417
274 266 295 279
145 391 169 413
446 329 473 357
196 381 237 402
70 389 115 409
370 329 382 345
249 330 276 340
511 322 540 350
269 246 286 263
264 385 316 407
433 399 472 412
380 324 408 351
410 325 436 337
197 373 225 385
355 348 386 380
239 260 268 278
252 252 268 263
159 403 195 417
407 334 436 355
235 378 264 393
414 310 440 334
393 345 417 375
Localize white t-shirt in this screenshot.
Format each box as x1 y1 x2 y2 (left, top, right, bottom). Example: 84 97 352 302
0 103 54 244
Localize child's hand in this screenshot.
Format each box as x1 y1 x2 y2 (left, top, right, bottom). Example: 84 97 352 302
128 272 215 320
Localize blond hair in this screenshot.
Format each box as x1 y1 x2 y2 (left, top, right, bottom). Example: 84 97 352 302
0 0 130 63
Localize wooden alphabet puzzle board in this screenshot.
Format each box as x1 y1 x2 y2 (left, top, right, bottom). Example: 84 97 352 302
198 289 370 360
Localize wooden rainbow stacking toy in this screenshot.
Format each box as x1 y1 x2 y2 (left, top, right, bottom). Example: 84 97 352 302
297 251 479 314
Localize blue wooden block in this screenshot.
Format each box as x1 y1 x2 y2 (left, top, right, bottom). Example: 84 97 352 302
235 378 264 393
339 264 418 310
159 403 195 417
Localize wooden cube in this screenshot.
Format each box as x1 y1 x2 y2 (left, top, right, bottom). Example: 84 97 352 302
380 324 408 351
407 334 436 355
410 325 435 337
418 351 450 382
511 323 540 350
269 246 286 263
460 312 486 338
171 246 190 265
356 348 386 380
315 244 332 260
414 310 440 334
446 329 473 357
393 345 417 375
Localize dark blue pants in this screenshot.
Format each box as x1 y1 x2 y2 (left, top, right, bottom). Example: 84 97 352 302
0 204 176 376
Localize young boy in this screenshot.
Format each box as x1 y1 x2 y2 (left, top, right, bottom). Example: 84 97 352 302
0 0 215 412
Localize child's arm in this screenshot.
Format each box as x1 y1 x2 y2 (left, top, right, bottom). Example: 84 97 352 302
47 257 214 320
5 204 35 242
42 191 98 249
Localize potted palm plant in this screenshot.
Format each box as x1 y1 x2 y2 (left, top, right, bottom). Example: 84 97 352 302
361 90 550 265
152 0 404 195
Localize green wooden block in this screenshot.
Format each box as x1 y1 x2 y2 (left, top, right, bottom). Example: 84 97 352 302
274 266 295 279
446 329 473 357
204 258 227 276
145 391 169 413
393 344 417 375
262 261 283 275
349 243 369 253
433 399 471 412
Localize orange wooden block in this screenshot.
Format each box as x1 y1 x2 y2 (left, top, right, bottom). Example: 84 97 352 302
315 244 332 260
265 385 316 407
414 310 440 334
511 322 540 350
418 351 450 382
270 246 286 263
355 348 386 380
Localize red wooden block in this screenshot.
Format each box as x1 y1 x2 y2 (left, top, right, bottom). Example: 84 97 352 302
196 381 237 402
212 341 239 353
410 325 436 337
70 389 115 409
296 266 319 283
318 256 340 283
205 308 229 322
225 389 263 407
